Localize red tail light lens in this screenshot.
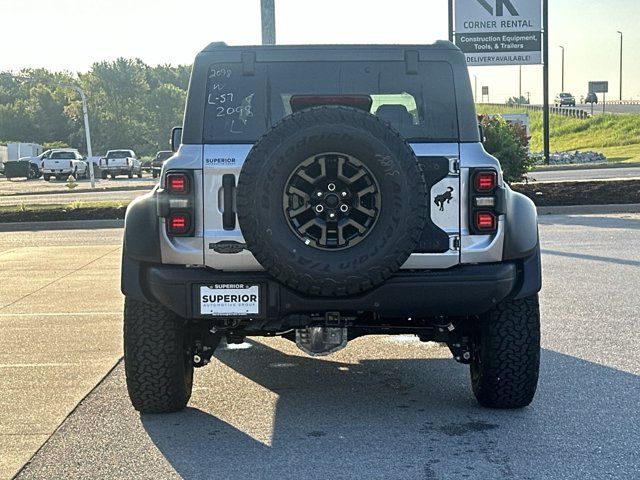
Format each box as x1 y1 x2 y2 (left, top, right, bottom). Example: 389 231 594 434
475 212 497 231
167 173 189 194
475 171 497 192
167 213 191 235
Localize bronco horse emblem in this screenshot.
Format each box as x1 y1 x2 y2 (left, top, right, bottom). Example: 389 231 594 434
434 186 454 211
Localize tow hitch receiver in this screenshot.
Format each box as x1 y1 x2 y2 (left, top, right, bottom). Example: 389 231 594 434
296 326 348 356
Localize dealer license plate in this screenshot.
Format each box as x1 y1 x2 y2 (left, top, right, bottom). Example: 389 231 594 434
200 284 260 316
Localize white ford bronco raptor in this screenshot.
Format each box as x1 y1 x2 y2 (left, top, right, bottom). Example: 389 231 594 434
121 42 542 413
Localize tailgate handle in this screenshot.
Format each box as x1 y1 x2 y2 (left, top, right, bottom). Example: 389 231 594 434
222 174 236 230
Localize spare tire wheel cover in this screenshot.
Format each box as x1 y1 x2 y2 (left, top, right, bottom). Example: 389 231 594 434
237 106 427 296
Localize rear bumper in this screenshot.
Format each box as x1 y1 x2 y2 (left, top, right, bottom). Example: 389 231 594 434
125 257 540 321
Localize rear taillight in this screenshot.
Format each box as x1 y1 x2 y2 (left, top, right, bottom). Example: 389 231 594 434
475 212 496 231
474 171 497 192
167 173 189 194
163 171 194 237
470 169 500 234
167 212 191 235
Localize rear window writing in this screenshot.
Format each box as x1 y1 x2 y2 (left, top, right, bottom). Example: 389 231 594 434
203 61 459 143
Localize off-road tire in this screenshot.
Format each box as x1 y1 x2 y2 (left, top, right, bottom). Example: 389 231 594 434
123 297 193 413
128 170 133 179
237 106 427 297
470 294 540 409
43 174 51 181
101 171 108 180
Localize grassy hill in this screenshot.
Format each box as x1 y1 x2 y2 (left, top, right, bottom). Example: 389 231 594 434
476 105 640 164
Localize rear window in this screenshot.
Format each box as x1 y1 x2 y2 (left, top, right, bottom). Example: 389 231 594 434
50 151 75 159
203 60 458 144
107 151 130 159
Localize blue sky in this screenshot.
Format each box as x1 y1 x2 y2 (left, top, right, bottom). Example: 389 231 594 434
1 0 638 102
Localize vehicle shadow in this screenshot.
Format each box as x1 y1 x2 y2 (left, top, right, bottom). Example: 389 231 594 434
141 340 639 480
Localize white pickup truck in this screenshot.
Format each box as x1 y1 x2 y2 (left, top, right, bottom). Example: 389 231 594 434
41 149 89 181
100 150 142 179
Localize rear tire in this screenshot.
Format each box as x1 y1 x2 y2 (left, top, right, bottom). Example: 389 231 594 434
123 297 193 413
128 170 133 179
43 174 51 181
101 171 108 180
470 294 540 409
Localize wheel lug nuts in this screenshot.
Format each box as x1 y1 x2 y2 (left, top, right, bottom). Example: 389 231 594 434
316 191 323 197
340 191 347 197
315 205 324 213
340 204 349 213
327 183 336 191
329 213 336 219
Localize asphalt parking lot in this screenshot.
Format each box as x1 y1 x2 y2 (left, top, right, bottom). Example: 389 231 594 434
1 214 639 479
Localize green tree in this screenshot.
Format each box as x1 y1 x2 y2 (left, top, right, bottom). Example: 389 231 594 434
480 115 534 183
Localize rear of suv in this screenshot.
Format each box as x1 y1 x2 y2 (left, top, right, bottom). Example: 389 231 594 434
121 42 542 413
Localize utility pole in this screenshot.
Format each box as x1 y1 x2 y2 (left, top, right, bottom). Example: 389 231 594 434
261 0 276 45
543 0 550 164
519 65 522 105
448 0 454 42
474 75 478 103
559 45 565 91
617 31 623 101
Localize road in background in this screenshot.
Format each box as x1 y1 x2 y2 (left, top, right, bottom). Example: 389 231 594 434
528 165 640 182
4 214 638 479
525 103 640 115
576 103 640 115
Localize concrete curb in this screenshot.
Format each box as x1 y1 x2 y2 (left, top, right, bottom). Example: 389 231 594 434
1 206 638 232
0 185 152 197
532 162 640 172
0 219 124 232
537 204 640 215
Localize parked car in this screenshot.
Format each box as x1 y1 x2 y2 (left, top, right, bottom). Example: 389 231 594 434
41 149 89 181
121 41 542 414
585 92 598 104
100 150 142 179
1 143 45 178
152 150 173 178
554 92 576 107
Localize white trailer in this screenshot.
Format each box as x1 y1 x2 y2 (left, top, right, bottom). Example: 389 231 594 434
7 142 44 161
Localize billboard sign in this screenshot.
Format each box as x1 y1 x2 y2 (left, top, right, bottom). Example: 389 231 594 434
588 81 608 94
454 0 542 66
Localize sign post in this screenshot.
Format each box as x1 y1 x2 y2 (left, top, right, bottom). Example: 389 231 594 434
589 81 608 115
453 0 542 66
451 0 547 162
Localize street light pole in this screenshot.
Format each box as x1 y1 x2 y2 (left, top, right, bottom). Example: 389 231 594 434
7 75 95 188
617 31 623 101
559 45 565 92
72 86 95 188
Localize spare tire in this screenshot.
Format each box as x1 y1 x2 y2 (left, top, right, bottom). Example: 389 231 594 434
237 106 427 297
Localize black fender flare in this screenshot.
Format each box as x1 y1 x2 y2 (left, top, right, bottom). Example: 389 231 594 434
501 185 542 299
502 185 539 260
121 188 161 300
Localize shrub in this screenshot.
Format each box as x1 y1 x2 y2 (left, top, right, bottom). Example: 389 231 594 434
479 115 534 183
